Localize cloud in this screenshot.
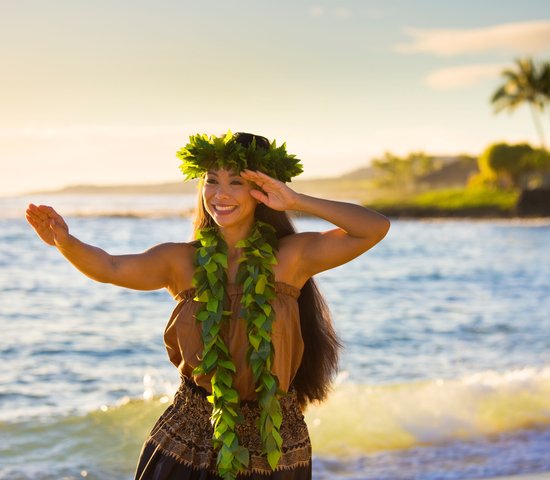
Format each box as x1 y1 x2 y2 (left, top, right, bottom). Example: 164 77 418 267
334 7 351 18
308 5 352 19
361 8 384 20
308 5 325 17
425 63 508 90
395 20 550 56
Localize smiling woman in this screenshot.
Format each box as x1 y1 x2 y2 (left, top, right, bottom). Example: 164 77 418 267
25 130 390 480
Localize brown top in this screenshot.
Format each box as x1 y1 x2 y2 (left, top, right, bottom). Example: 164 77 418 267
164 281 304 401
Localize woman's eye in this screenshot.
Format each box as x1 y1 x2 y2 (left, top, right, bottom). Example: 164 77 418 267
204 178 242 185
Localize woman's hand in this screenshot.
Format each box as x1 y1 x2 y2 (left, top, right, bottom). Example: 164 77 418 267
25 203 70 247
240 169 300 211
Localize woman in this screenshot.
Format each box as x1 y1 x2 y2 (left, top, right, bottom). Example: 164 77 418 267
25 131 390 480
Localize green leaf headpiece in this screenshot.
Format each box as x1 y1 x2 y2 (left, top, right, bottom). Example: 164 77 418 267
176 130 303 182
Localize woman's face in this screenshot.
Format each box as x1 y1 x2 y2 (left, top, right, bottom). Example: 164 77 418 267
202 168 257 228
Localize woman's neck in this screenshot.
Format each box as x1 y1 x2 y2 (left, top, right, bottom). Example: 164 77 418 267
218 219 255 257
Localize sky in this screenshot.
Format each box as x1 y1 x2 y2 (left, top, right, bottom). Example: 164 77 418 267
1 0 550 196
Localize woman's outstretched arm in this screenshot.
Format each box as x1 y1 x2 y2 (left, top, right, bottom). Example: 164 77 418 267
25 203 183 291
240 170 390 277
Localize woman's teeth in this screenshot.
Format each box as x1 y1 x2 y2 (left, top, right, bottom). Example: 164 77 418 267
214 205 237 212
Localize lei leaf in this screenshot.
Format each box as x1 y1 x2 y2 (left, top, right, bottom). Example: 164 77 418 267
192 222 284 480
235 222 284 471
193 229 247 479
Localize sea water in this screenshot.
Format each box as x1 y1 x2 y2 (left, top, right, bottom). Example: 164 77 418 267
1 195 549 480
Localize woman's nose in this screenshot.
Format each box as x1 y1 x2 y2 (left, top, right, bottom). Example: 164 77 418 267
214 185 230 199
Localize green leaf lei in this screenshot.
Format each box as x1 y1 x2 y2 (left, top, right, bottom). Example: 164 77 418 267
192 221 284 480
177 130 303 182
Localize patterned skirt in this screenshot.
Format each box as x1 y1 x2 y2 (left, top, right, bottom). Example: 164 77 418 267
134 376 312 480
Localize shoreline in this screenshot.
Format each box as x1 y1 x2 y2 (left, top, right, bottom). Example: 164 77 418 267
363 208 549 220
479 473 550 480
367 205 519 219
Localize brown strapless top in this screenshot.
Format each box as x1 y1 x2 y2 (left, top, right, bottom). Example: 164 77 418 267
164 281 304 401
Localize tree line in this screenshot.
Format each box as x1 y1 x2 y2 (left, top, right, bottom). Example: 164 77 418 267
371 57 550 191
371 143 550 191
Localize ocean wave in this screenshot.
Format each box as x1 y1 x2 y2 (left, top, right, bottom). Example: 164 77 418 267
307 366 550 455
2 366 550 479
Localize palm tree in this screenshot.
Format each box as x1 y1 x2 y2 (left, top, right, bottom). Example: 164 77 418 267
491 57 547 148
538 61 550 127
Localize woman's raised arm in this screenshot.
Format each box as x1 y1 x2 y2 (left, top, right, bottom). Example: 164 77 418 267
240 170 390 278
286 194 390 277
25 203 184 291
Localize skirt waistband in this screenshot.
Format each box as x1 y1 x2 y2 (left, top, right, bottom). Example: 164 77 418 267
179 375 209 397
177 374 299 407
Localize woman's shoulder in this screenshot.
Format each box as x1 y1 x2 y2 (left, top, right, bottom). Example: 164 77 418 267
278 231 317 251
150 241 196 260
158 242 196 297
276 233 315 289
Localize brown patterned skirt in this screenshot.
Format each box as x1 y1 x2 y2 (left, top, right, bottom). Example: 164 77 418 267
134 376 312 479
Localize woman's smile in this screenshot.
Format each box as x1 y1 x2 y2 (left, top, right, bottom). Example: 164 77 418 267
212 203 238 215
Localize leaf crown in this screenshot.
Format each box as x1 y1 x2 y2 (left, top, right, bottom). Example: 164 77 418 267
177 130 303 182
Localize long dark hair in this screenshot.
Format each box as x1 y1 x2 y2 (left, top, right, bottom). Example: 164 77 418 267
191 133 341 408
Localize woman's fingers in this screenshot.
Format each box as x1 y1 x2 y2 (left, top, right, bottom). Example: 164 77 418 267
241 169 275 183
27 203 46 221
241 170 282 192
241 170 299 210
241 169 262 177
28 204 64 224
249 189 269 204
39 204 61 220
25 203 69 247
242 169 272 180
27 203 54 222
25 212 39 229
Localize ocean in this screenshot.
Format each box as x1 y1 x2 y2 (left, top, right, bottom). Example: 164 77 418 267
1 194 549 480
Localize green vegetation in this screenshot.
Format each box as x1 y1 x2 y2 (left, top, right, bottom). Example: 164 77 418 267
371 151 440 190
472 142 550 189
368 188 520 217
